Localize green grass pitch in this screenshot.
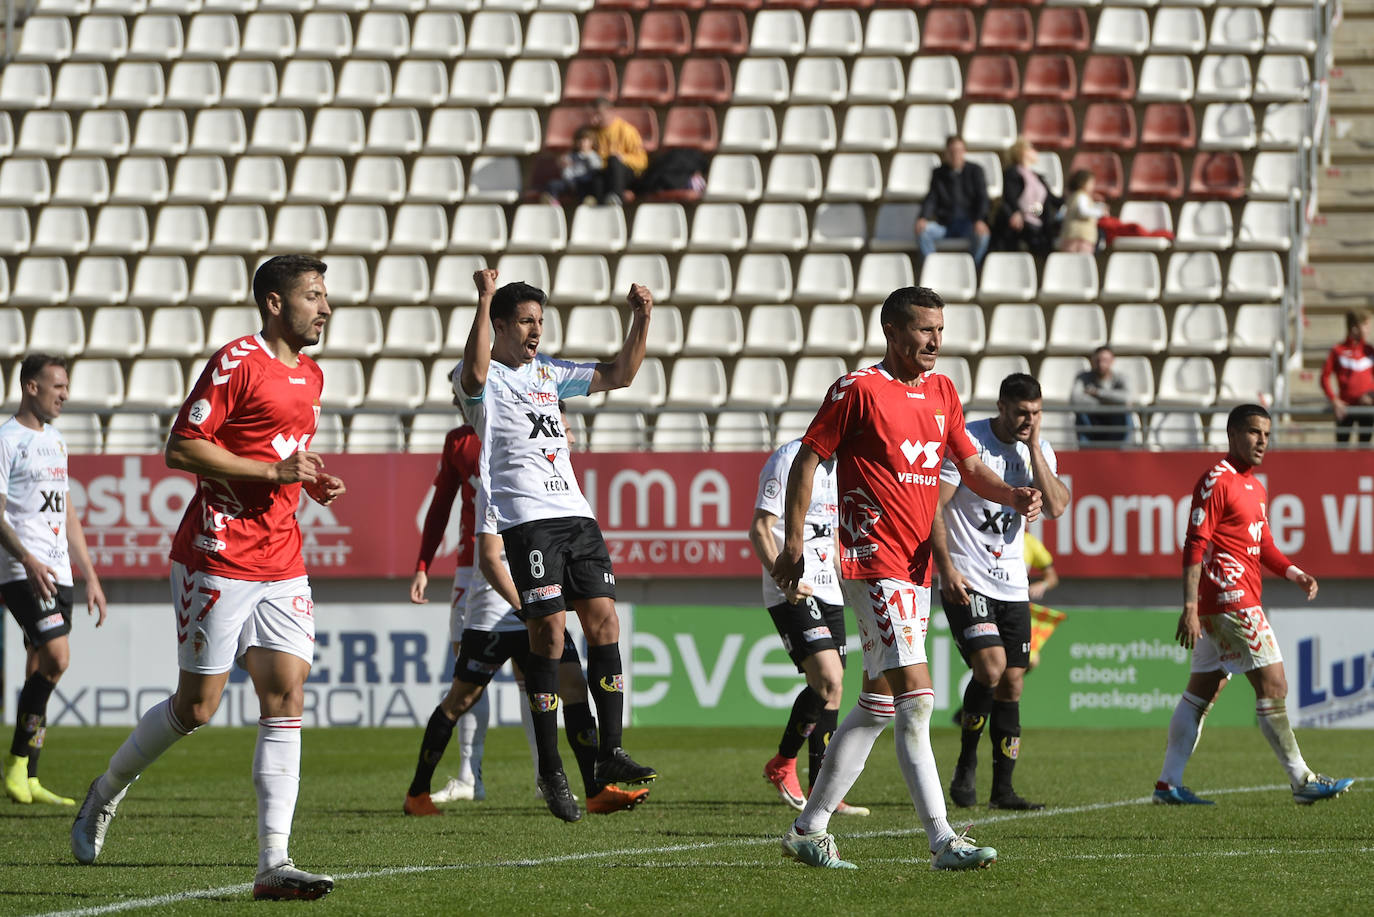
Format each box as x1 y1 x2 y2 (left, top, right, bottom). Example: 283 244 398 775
2 724 1370 916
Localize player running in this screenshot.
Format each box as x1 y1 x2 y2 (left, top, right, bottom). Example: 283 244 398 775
751 439 867 816
1153 404 1354 806
1 354 108 806
774 286 1041 872
932 373 1070 811
456 269 656 822
71 255 345 901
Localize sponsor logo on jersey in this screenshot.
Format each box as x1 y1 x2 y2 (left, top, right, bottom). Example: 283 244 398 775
271 433 312 460
843 544 879 561
531 391 558 405
193 534 227 553
465 659 500 675
188 399 212 426
522 584 562 603
1218 589 1246 603
598 674 625 694
763 478 781 499
899 439 941 468
840 487 882 542
963 622 1000 640
1248 520 1265 543
35 612 64 632
288 377 306 385
801 625 832 642
896 471 939 486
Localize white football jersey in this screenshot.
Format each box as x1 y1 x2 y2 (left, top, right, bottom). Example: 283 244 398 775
460 489 525 633
0 417 72 586
755 439 843 608
456 355 596 531
938 418 1056 602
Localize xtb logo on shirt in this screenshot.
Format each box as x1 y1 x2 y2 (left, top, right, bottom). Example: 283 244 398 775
526 412 563 439
977 507 1016 535
900 439 940 468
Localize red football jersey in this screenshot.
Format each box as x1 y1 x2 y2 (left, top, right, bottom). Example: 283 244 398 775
802 364 976 585
1320 339 1374 404
169 334 323 581
1182 457 1292 615
415 426 481 572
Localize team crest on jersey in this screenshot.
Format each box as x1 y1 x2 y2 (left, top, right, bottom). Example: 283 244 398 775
312 401 321 429
934 410 945 436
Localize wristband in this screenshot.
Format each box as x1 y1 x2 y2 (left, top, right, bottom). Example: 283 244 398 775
415 560 428 574
1285 565 1305 582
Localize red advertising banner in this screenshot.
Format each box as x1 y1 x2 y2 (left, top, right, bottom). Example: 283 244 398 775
70 450 1374 580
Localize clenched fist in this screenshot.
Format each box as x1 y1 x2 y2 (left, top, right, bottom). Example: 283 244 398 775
627 283 653 317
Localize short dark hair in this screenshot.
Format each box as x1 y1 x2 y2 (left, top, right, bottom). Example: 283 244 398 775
945 135 964 150
1347 309 1371 332
999 373 1042 404
880 286 945 330
20 353 66 386
1068 169 1095 193
1226 403 1271 433
490 281 547 324
573 127 596 143
252 254 327 321
1092 345 1113 359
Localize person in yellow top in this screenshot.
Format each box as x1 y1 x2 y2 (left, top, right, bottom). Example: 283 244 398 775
1023 532 1065 669
589 97 647 205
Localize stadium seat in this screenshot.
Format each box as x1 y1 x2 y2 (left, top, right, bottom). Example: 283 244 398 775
562 305 622 357
563 57 616 103
0 207 29 256
1140 103 1196 149
628 203 687 254
776 105 837 154
1259 102 1308 151
1125 151 1184 199
581 11 632 56
186 13 240 59
170 155 229 205
855 253 913 304
899 105 958 152
0 159 51 206
849 56 905 104
939 303 986 356
104 412 166 453
467 11 522 57
675 56 730 104
742 304 803 356
1111 355 1156 405
685 203 745 253
693 9 747 54
1093 8 1148 54
483 108 542 155
704 154 762 203
1081 102 1136 149
465 156 521 204
306 414 344 454
1101 252 1161 303
345 415 405 454
164 60 222 108
129 13 183 60
792 57 847 105
667 357 728 409
986 304 1047 355
1138 55 1194 102
1209 7 1264 54
973 356 1031 406
1080 56 1135 101
749 202 807 252
1229 304 1282 356
1023 55 1077 100
839 105 897 152
149 204 209 255
241 12 295 59
733 57 788 104
719 106 778 153
18 111 74 157
1163 251 1223 302
618 58 673 106
1156 356 1217 407
110 156 170 206
1152 7 1205 53
226 152 288 202
350 156 410 205
735 254 794 305
1040 252 1099 302
1036 8 1089 51
1068 151 1123 199
811 203 866 252
1148 412 1205 449
69 256 130 309
790 356 848 409
1175 200 1235 250
864 7 919 55
906 56 962 103
604 357 667 409
636 10 689 56
31 205 90 256
1038 356 1088 406
809 8 862 55
824 153 884 202
363 358 425 409
750 9 805 56
1266 8 1316 55
54 62 111 110
188 255 248 307
587 413 646 451
662 105 718 151
982 6 1033 51
1108 302 1167 355
651 412 710 451
1046 303 1107 355
16 16 74 62
1169 303 1228 355
1114 200 1174 251
640 300 683 357
206 205 267 254
1189 151 1246 199
408 414 458 453
803 304 864 357
523 11 577 58
124 358 185 409
920 252 977 303
962 103 1018 151
966 55 1021 100
1254 55 1310 104
129 256 189 307
1196 54 1251 103
1 64 54 110
1019 102 1074 151
66 358 124 409
978 253 1038 303
55 412 102 453
797 253 856 305
87 204 148 255
368 255 429 306
73 14 128 61
314 358 365 409
552 254 611 304
924 8 975 53
1235 200 1293 251
29 306 86 357
366 108 422 157
1225 251 1284 302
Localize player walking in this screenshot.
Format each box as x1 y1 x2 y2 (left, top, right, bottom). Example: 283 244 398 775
71 255 345 901
1 354 108 805
456 269 656 822
751 439 866 816
774 287 1041 871
932 373 1070 811
1153 404 1354 806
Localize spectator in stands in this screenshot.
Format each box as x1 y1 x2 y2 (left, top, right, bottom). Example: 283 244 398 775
540 128 603 205
589 98 648 206
1057 169 1106 254
916 137 991 268
1070 346 1132 443
992 137 1061 257
1320 309 1374 445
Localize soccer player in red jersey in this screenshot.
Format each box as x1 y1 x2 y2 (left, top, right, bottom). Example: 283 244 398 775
773 286 1041 871
72 255 345 900
1153 404 1354 806
1319 309 1374 444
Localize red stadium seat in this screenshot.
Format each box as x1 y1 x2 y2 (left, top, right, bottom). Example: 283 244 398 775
981 7 1033 52
1023 55 1077 100
922 8 976 53
595 0 649 8
709 0 763 9
652 0 706 8
662 105 718 151
1141 103 1196 149
564 58 618 103
1069 151 1124 199
764 0 820 8
1036 8 1089 51
1127 151 1185 199
694 10 748 55
821 0 876 7
614 106 659 153
677 57 732 104
581 11 635 57
1081 56 1136 100
965 55 1020 100
1022 102 1077 149
1189 152 1246 200
621 58 675 105
933 0 985 7
876 0 932 7
1081 102 1137 149
545 106 593 150
637 10 692 56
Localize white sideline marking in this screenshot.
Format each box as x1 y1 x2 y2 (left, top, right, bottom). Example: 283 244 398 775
28 780 1364 917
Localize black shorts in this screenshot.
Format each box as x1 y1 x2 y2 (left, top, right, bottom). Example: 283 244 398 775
456 628 532 686
2 580 74 648
767 597 848 672
944 590 1032 669
501 517 616 620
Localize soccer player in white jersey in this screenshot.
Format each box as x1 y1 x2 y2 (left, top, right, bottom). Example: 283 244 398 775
932 373 1070 811
774 287 1041 872
72 255 346 901
751 439 866 816
456 268 656 822
0 354 108 806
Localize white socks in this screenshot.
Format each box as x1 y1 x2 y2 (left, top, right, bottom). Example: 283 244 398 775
457 690 490 786
1255 698 1312 788
893 690 954 853
98 698 194 801
794 693 893 835
255 717 302 873
1158 691 1211 788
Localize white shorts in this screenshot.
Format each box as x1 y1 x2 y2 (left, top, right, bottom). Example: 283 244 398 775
1191 606 1283 676
451 564 523 642
171 562 315 675
843 577 931 679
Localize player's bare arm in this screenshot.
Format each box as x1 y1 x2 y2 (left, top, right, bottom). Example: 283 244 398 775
166 434 322 485
590 283 653 393
65 501 107 626
771 444 821 594
931 481 970 606
0 494 58 602
459 268 499 397
1029 561 1059 601
955 455 1043 523
750 509 813 604
476 533 522 610
1026 414 1071 519
1177 562 1203 648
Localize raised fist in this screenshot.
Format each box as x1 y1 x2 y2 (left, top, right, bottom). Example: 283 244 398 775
474 268 499 299
627 282 653 317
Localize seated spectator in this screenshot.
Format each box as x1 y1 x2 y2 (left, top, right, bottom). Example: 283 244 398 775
992 136 1061 256
540 127 603 204
1058 169 1106 254
590 97 648 205
1321 309 1374 445
916 136 990 268
1071 345 1133 443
